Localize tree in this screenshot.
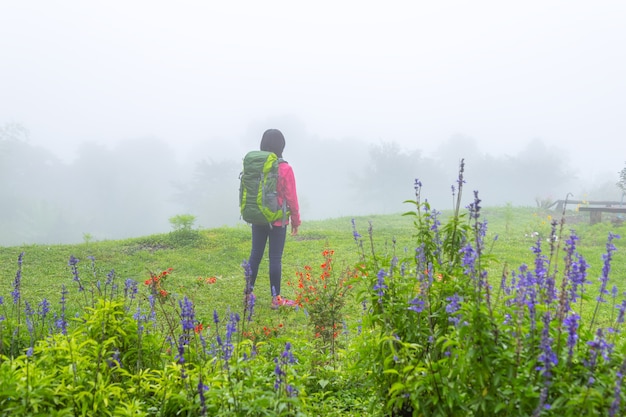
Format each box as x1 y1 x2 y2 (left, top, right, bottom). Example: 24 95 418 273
353 141 447 214
618 162 626 198
0 123 69 245
174 158 241 228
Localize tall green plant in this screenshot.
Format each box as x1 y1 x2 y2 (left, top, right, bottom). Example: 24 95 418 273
351 163 626 416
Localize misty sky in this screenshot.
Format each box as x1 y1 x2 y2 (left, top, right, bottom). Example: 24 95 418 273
1 1 625 180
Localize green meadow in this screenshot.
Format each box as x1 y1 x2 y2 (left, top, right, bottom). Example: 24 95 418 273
1 202 626 416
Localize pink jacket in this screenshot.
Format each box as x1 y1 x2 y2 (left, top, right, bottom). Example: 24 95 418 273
274 162 301 227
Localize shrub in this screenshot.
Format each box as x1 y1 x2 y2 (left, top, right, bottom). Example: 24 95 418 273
351 163 626 416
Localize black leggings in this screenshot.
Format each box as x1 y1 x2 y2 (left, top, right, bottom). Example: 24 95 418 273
248 224 287 296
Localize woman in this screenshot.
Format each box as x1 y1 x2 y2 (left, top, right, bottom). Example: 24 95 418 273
247 128 301 308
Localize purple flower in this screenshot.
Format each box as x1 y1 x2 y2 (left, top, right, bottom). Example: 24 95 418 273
563 231 590 305
415 245 427 271
179 297 195 332
223 312 239 362
124 279 138 301
467 190 481 220
198 375 208 416
456 160 465 189
242 259 253 294
38 298 50 320
274 358 285 390
133 306 146 333
176 336 187 379
429 210 441 233
408 296 424 313
148 294 157 325
537 311 557 377
245 292 256 322
373 269 388 303
177 341 186 364
530 238 557 305
515 266 538 323
446 294 461 325
563 312 580 360
586 328 613 370
213 309 220 325
351 218 361 242
414 178 422 202
274 342 297 396
68 255 84 292
597 233 620 303
108 349 121 368
569 253 590 304
24 301 35 335
106 269 115 287
282 341 296 364
460 243 478 278
11 252 25 305
55 285 68 335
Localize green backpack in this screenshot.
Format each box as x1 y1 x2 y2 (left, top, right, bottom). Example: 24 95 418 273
239 150 289 225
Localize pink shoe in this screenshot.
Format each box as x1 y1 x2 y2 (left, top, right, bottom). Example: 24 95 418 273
271 295 297 309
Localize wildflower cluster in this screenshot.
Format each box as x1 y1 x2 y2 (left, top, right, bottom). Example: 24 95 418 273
197 276 217 285
0 252 308 416
144 267 173 298
354 171 626 416
289 249 356 353
274 342 298 398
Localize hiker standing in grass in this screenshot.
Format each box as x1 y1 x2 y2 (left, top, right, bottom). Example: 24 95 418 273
244 128 301 308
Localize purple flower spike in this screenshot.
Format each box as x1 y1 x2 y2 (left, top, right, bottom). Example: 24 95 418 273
597 233 620 303
408 296 424 313
563 312 580 360
179 297 195 332
373 269 388 303
446 294 462 325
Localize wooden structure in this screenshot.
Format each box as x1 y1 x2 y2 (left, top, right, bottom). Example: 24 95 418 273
549 199 626 225
577 206 626 224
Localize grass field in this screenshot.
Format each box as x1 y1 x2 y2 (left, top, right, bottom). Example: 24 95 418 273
2 205 624 319
1 204 626 416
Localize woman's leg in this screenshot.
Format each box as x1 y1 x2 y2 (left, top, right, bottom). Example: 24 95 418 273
268 225 287 297
248 224 270 293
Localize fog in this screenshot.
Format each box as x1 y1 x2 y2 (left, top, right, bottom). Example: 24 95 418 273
1 1 625 245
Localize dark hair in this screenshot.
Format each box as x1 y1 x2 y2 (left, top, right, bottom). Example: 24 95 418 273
260 129 285 158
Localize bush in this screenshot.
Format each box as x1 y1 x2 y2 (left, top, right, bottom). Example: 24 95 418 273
351 164 626 416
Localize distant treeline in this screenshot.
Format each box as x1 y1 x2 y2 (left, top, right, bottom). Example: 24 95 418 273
0 123 620 245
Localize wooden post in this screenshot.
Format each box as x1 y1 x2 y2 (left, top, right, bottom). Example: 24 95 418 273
590 211 602 225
